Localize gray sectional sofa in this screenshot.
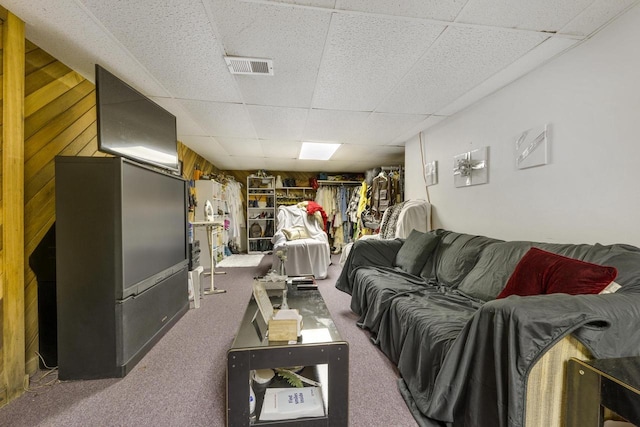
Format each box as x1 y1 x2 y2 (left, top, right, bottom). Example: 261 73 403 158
336 229 640 427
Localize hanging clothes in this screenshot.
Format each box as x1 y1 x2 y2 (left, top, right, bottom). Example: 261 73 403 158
371 173 391 220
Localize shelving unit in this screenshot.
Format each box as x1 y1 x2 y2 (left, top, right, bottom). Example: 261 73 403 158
316 180 362 186
275 186 315 207
195 179 229 268
247 175 276 254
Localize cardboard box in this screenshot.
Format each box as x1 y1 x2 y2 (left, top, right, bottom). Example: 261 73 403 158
268 318 298 341
268 309 302 342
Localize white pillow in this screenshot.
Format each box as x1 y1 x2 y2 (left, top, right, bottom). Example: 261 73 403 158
282 226 309 241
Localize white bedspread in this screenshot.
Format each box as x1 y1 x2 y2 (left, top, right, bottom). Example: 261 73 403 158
271 205 331 279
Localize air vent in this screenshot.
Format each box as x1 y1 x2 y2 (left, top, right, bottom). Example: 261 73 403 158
224 56 274 75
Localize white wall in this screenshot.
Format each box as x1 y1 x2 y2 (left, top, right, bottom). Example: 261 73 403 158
405 5 640 246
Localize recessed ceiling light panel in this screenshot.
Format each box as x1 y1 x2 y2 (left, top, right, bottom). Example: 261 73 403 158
299 142 341 160
224 56 274 75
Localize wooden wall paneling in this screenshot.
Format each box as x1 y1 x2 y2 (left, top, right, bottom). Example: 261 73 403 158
25 80 94 138
25 120 96 203
25 61 70 96
25 103 96 185
24 77 94 157
24 41 54 76
24 271 37 374
2 10 26 403
24 70 84 118
0 15 5 407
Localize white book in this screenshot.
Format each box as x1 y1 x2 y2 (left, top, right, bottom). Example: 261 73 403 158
259 387 325 421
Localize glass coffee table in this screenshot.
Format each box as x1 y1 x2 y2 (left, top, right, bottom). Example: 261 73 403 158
227 284 349 426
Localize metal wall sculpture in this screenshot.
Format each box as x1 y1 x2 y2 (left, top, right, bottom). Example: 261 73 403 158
516 124 549 169
425 160 438 186
453 146 489 187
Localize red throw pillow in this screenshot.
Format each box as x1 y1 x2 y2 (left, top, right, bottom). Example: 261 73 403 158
497 247 617 299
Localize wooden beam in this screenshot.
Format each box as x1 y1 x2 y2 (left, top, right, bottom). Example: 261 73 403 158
2 11 26 401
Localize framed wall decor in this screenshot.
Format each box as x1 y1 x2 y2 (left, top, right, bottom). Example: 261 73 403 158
453 146 489 187
425 160 438 186
516 124 549 169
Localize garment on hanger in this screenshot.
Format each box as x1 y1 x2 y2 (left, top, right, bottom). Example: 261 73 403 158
371 172 391 220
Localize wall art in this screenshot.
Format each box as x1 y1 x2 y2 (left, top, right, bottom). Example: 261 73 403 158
453 146 488 187
425 160 438 186
516 124 548 169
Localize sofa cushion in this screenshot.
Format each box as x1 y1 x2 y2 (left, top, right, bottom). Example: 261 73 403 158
497 247 618 298
394 230 440 276
429 231 503 287
457 241 533 301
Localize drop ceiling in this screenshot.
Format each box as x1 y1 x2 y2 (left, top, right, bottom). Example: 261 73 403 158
4 0 638 172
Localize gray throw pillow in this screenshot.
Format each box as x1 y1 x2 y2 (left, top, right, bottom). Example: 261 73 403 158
394 230 440 276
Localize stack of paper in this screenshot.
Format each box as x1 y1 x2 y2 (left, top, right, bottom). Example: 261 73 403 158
259 387 325 421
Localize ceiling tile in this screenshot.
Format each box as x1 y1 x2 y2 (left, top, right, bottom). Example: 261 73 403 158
312 13 445 111
216 137 266 157
180 136 229 161
377 26 548 114
303 109 371 142
180 100 257 138
456 0 594 32
228 157 268 171
151 97 206 136
210 0 331 107
214 156 245 171
559 0 637 36
6 0 168 96
264 157 306 171
246 105 308 140
435 36 579 117
336 0 467 21
330 143 402 162
393 115 447 142
81 0 242 103
351 113 429 144
259 140 302 158
261 0 338 9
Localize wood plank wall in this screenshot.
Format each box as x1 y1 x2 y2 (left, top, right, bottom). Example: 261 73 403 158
2 9 27 405
0 17 4 405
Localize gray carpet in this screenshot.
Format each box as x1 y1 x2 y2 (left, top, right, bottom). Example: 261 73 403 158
0 255 417 426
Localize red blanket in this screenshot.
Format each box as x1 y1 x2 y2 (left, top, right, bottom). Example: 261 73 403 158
305 201 328 231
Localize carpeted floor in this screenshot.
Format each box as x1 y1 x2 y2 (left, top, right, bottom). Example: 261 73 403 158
0 255 417 427
216 254 265 268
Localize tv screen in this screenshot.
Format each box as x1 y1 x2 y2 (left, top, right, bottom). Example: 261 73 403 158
121 160 188 297
95 64 179 172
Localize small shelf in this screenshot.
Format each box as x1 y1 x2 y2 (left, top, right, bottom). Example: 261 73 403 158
247 176 276 254
317 180 361 185
275 186 316 208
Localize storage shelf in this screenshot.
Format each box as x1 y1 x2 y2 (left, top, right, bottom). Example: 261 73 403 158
247 176 276 253
194 179 229 269
317 180 361 185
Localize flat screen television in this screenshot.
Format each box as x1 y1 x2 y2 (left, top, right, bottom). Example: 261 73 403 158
95 64 180 173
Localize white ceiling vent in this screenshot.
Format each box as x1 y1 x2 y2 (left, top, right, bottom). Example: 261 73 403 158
224 56 274 75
